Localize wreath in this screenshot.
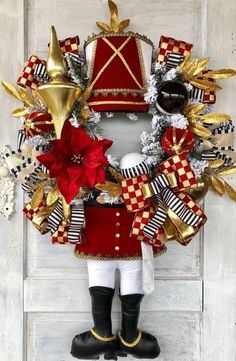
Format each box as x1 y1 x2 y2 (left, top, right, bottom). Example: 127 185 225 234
1 0 236 250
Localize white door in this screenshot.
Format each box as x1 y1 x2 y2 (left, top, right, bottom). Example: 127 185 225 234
0 1 235 361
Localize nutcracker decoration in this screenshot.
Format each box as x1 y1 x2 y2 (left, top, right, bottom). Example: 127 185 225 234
1 0 236 360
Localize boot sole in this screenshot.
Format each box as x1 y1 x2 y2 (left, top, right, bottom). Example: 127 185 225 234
70 352 117 360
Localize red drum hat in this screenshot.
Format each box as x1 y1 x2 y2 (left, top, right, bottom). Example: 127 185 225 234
84 0 153 112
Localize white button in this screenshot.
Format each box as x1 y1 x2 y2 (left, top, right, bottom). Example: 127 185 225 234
116 222 120 227
115 246 120 251
115 233 120 238
116 212 120 217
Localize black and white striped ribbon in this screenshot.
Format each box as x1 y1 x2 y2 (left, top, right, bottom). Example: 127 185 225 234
17 130 27 152
166 52 184 69
47 199 64 234
34 63 49 82
121 161 150 179
200 150 233 167
35 163 49 174
65 52 85 67
190 87 204 102
67 204 85 243
143 174 201 239
212 122 234 136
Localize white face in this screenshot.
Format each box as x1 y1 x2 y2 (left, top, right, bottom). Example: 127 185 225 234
100 113 152 159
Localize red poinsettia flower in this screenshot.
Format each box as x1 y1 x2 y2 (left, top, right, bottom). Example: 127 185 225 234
37 120 113 204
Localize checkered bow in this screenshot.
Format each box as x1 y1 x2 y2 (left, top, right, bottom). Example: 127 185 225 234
157 35 193 64
17 36 80 90
142 173 206 243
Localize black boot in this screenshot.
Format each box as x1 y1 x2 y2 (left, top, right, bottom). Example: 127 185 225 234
117 293 160 359
71 286 117 360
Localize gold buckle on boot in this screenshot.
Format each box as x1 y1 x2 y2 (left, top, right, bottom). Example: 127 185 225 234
91 328 116 342
118 330 142 347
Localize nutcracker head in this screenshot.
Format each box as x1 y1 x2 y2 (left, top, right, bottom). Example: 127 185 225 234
84 0 153 112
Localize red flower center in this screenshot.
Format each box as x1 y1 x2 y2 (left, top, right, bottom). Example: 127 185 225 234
71 154 83 164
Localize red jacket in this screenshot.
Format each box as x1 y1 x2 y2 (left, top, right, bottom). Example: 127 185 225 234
74 204 166 260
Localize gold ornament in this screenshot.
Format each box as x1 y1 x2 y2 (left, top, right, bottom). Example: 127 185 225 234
36 26 81 138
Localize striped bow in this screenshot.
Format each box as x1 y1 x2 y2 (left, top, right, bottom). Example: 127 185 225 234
142 174 205 243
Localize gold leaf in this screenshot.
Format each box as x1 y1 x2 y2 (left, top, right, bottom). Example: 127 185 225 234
210 175 225 195
192 57 210 76
95 181 122 197
31 91 43 108
11 108 29 117
208 159 225 168
189 78 222 91
119 19 130 32
96 22 111 32
108 166 123 182
109 0 119 32
218 166 236 176
1 81 22 101
182 59 199 78
202 69 236 79
184 103 205 118
46 188 60 206
200 113 231 123
108 0 118 16
190 123 212 138
179 53 191 70
62 196 71 223
30 184 45 209
18 86 35 107
224 181 236 201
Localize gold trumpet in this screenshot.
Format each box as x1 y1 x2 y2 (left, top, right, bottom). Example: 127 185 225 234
36 26 81 138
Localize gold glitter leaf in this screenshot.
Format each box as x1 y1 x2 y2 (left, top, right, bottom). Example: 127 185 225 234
119 19 130 32
96 22 111 32
208 160 225 169
184 103 205 118
18 86 35 107
95 181 122 197
192 57 210 76
189 78 222 91
210 175 225 195
108 166 123 182
224 181 236 201
218 166 236 176
190 123 212 138
200 113 231 123
11 108 29 117
202 69 236 79
1 81 22 101
30 184 45 209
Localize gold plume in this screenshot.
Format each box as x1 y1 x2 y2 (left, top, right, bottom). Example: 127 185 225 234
96 0 130 33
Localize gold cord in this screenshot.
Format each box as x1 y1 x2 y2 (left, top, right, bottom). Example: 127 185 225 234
90 328 116 342
118 330 142 347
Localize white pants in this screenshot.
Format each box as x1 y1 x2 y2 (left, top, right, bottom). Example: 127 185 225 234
87 260 143 295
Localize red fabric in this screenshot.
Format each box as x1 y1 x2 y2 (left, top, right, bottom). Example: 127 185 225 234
161 127 195 156
75 206 164 259
17 55 45 90
197 69 216 104
157 35 193 63
37 120 112 203
158 152 197 190
121 174 150 212
87 36 149 112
